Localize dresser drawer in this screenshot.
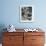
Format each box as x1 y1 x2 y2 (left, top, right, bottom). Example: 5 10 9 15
32 36 45 44
32 44 44 46
3 32 23 36
24 32 44 36
3 35 23 44
3 43 23 46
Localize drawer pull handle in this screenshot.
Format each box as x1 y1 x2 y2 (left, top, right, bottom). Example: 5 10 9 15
9 38 12 40
9 38 13 40
32 39 36 40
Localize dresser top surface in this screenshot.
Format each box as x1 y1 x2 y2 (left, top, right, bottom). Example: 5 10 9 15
3 29 45 33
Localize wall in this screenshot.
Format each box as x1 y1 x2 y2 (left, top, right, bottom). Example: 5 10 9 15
0 0 46 29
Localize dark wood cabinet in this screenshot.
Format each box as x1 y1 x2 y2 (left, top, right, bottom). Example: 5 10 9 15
2 30 45 46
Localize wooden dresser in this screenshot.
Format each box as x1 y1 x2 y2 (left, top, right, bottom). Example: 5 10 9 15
2 29 45 46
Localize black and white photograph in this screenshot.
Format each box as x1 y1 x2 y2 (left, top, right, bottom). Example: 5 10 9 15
20 5 34 22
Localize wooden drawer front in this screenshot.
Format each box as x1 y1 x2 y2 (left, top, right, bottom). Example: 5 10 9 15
3 43 23 46
3 32 23 36
32 44 44 46
24 32 44 36
32 36 45 44
3 36 23 44
24 36 32 46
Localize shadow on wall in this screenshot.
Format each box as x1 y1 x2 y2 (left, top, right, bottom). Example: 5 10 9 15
0 24 7 43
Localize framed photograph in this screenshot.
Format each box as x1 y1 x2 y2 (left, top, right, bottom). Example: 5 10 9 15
20 5 34 22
